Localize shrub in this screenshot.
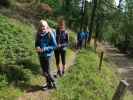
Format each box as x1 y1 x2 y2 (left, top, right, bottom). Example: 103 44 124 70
0 75 8 89
47 19 57 29
0 65 33 84
69 31 76 49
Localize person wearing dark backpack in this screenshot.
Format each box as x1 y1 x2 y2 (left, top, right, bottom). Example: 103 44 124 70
35 20 57 89
54 20 69 76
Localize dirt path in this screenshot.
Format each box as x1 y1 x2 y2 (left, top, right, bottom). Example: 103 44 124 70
98 42 133 93
18 51 77 100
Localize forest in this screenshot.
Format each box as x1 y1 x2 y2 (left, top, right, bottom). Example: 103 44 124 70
0 0 132 100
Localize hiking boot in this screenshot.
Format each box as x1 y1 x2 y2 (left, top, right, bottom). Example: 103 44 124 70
51 82 56 89
42 83 50 90
53 74 57 78
42 83 48 88
47 84 53 89
57 70 62 77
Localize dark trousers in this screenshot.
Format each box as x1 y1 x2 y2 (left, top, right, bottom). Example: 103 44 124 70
54 48 66 66
77 40 83 49
85 38 87 48
39 56 54 84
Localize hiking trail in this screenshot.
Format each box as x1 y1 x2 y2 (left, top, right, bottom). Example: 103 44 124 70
18 51 77 100
98 42 133 93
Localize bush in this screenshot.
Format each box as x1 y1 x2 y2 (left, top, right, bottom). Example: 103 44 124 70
0 15 38 84
21 68 33 83
47 19 57 29
0 87 22 100
0 65 32 84
69 31 76 49
0 75 8 89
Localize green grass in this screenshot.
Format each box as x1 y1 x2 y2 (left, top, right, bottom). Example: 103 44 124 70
52 49 119 100
0 87 22 100
0 14 40 99
124 91 133 100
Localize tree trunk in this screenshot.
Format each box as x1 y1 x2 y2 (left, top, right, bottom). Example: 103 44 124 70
80 0 85 31
118 0 123 8
88 0 97 43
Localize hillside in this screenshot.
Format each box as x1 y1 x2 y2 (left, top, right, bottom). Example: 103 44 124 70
0 14 40 99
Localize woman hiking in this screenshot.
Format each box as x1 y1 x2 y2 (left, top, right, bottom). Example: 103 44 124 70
35 20 57 89
54 20 69 77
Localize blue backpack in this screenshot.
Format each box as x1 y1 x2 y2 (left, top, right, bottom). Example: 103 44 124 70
77 32 85 41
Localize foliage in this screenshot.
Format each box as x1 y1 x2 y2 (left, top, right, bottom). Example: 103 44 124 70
40 0 60 9
68 31 77 49
0 14 41 98
0 87 22 100
0 65 33 84
47 19 58 29
0 75 8 89
101 0 133 53
0 15 37 67
52 0 82 31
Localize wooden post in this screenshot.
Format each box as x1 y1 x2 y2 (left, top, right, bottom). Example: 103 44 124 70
99 51 104 71
112 80 129 100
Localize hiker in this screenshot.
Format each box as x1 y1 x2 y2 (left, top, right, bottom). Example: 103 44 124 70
35 20 57 89
54 20 69 76
77 31 85 49
84 31 89 48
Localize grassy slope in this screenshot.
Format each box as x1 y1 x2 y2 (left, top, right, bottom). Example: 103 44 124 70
0 14 39 99
52 49 119 100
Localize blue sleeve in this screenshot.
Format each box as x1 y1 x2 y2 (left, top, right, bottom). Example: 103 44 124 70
50 32 57 49
43 32 57 51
